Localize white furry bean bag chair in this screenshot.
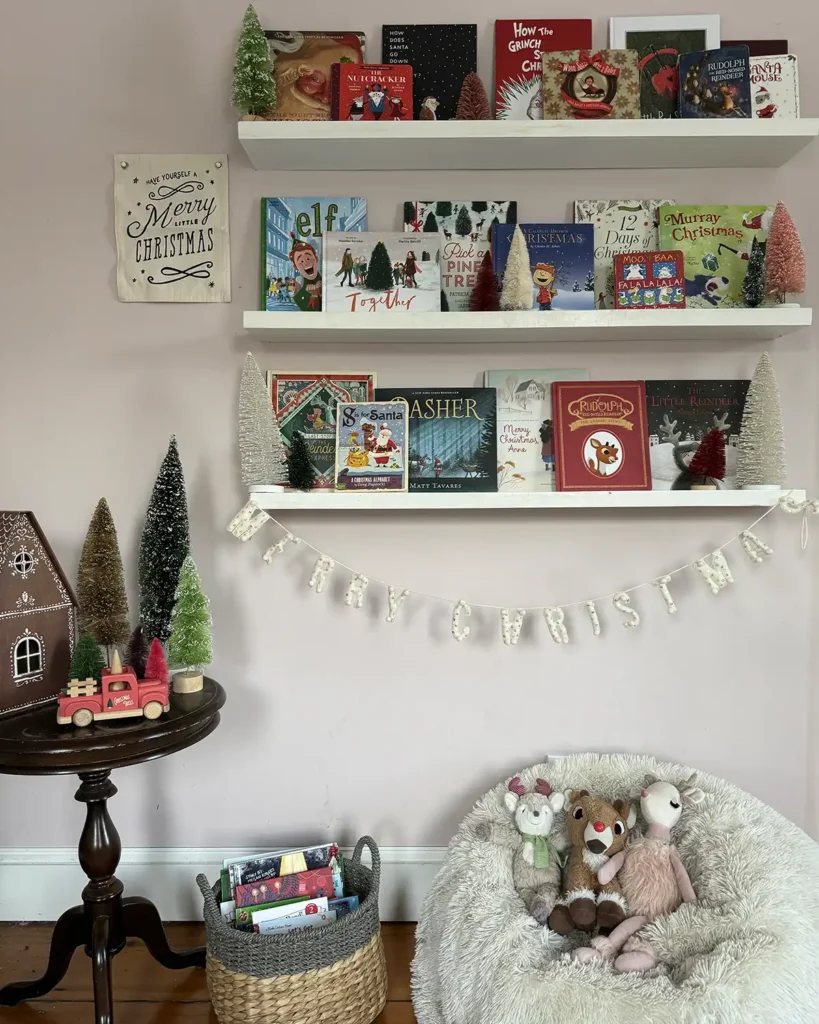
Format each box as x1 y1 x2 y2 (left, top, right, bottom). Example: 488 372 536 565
412 753 819 1024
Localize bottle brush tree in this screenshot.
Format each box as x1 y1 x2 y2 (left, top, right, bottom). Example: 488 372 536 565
77 498 130 653
288 431 317 490
365 240 394 290
456 72 492 120
765 200 805 299
455 204 472 237
232 4 276 118
126 624 150 679
736 352 787 488
423 211 439 232
168 556 213 671
440 289 449 311
687 429 726 486
69 632 105 684
469 250 500 311
500 225 533 311
742 237 766 308
145 638 170 686
239 352 287 486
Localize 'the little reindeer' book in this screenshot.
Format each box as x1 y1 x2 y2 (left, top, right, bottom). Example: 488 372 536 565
334 402 409 492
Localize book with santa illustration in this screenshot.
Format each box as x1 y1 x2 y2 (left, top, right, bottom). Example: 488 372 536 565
334 401 409 492
330 63 413 120
749 54 799 117
265 31 366 121
614 250 686 309
382 24 477 120
322 233 442 313
492 223 595 311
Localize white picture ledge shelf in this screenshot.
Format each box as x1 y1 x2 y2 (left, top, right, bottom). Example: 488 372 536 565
238 119 819 171
243 307 812 344
249 487 804 512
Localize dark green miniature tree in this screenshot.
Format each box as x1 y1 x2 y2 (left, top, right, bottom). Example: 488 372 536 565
423 211 439 232
505 205 516 224
126 624 150 678
743 237 766 308
69 632 105 684
435 201 453 219
471 201 488 214
232 4 276 117
477 402 497 477
365 240 394 290
168 556 213 671
455 204 472 237
403 201 416 224
288 432 317 490
440 289 450 311
77 498 130 652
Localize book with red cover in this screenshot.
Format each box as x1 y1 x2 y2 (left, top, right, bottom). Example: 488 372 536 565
553 381 651 491
494 20 592 119
331 63 413 121
613 250 685 310
234 866 336 909
723 39 788 57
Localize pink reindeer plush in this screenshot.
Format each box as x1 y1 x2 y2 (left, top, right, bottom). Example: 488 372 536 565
573 773 705 972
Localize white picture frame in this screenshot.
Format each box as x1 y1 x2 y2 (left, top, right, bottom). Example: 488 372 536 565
609 15 720 50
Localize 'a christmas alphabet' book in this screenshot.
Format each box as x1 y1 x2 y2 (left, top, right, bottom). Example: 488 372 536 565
334 401 409 492
330 64 413 121
492 224 595 311
679 46 751 118
322 233 442 314
614 251 686 309
265 31 366 121
382 25 477 120
542 50 641 119
403 200 518 312
553 381 651 492
261 198 367 312
750 55 799 117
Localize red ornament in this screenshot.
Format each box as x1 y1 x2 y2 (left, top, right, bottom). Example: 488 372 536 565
688 429 726 482
456 72 492 120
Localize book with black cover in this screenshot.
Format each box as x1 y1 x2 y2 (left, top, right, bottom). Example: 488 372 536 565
382 24 477 120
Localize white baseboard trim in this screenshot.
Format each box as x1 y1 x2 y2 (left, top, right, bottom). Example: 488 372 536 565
0 846 446 923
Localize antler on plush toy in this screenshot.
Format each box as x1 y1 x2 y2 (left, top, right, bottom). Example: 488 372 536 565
508 777 526 797
535 778 552 796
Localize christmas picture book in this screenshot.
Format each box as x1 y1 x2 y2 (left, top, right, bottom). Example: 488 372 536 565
542 49 641 120
334 401 409 492
374 387 497 493
574 199 674 309
382 24 477 120
750 55 799 118
265 31 366 121
553 381 651 492
679 46 752 118
723 38 788 57
494 19 592 120
261 198 367 312
322 233 442 313
614 250 686 309
403 200 518 312
225 844 340 890
492 224 595 311
485 369 589 492
330 63 413 121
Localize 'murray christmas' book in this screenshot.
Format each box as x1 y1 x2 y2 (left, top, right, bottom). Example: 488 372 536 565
679 46 751 118
322 233 441 313
261 198 367 312
542 49 641 119
265 31 366 121
382 24 477 120
374 388 497 493
614 250 686 309
492 224 595 311
330 63 413 120
334 401 409 492
750 55 799 118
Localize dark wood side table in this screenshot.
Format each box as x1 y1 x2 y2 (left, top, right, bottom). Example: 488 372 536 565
0 677 226 1024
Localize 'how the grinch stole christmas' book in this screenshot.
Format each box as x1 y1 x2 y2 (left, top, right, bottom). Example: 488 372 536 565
334 401 409 492
265 31 366 121
749 55 799 117
679 46 751 118
382 24 477 120
330 63 413 121
614 251 686 309
542 50 641 119
492 224 595 311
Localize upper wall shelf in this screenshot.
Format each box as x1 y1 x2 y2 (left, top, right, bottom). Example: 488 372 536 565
238 119 819 172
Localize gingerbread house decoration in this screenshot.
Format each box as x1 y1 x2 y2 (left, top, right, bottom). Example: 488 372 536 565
0 512 77 716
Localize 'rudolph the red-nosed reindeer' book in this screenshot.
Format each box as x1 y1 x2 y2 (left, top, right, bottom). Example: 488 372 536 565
552 381 651 491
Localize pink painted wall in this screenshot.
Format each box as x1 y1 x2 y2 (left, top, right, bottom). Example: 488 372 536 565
1 0 817 854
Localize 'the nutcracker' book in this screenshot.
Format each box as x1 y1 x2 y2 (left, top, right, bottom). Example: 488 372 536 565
322 233 441 313
330 63 413 120
750 55 799 118
492 224 595 311
679 46 751 118
542 49 641 119
553 381 651 491
382 24 477 120
265 31 366 121
334 401 409 492
614 251 686 309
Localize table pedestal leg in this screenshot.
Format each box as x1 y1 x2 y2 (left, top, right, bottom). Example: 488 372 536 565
0 905 85 1004
122 897 205 969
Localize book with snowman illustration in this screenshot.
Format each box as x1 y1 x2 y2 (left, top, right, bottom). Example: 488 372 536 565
613 250 686 309
334 401 409 492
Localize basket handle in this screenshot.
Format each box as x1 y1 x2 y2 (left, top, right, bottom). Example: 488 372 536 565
350 836 381 896
197 873 220 916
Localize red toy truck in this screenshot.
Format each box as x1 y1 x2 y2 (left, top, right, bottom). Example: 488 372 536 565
57 666 170 727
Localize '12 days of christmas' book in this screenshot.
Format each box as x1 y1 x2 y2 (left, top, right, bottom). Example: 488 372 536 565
330 63 413 120
679 46 751 118
322 233 441 314
492 224 595 311
614 250 686 309
334 401 409 492
750 55 799 117
265 31 366 120
382 25 477 121
542 49 641 119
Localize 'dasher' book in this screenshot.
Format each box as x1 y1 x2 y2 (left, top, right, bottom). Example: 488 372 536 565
261 198 367 312
750 55 799 118
494 20 592 120
265 31 366 121
485 369 589 492
331 63 413 120
614 250 686 309
542 49 641 119
492 224 595 311
334 401 409 492
322 233 442 313
574 199 674 309
403 200 518 312
553 381 651 492
382 24 477 120
374 388 497 493
679 46 751 118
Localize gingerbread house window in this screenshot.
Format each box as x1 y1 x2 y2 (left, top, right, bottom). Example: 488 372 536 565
13 635 42 679
11 548 37 578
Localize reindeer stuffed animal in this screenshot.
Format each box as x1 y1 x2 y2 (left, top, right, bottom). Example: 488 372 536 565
573 773 705 972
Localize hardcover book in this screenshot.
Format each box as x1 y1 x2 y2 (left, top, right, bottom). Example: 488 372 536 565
265 31 366 121
723 39 788 57
251 897 329 927
261 199 367 312
542 49 641 119
374 388 497 492
645 380 749 489
484 369 590 492
750 55 799 118
494 20 592 120
330 895 360 919
679 46 751 118
382 24 477 120
614 250 686 309
322 233 441 313
235 896 309 931
234 865 337 909
492 223 595 311
226 844 340 889
267 372 376 488
657 205 772 307
553 381 651 492
334 401 410 492
574 199 674 309
403 200 518 312
257 911 337 935
331 63 413 120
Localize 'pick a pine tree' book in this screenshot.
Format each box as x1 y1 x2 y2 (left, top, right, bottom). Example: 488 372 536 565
334 401 409 492
374 388 497 493
614 251 686 309
574 199 674 309
261 199 367 312
403 201 518 312
553 381 651 491
322 233 442 313
494 20 592 120
492 224 595 311
750 55 799 117
485 369 589 492
330 64 413 120
265 31 366 120
382 25 477 121
679 46 751 118
542 50 641 119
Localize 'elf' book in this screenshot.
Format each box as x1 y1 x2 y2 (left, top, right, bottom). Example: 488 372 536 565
750 55 799 118
614 251 686 309
261 198 367 312
542 50 641 119
374 388 497 493
494 20 592 120
382 24 477 121
330 63 413 120
403 200 518 312
322 233 441 313
485 369 589 492
679 46 751 118
334 401 409 492
553 381 651 491
574 199 674 309
492 224 595 311
265 31 366 121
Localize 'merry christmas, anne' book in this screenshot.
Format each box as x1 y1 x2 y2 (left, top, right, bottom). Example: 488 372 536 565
322 233 441 313
382 24 477 120
265 31 366 121
492 224 595 311
334 401 409 492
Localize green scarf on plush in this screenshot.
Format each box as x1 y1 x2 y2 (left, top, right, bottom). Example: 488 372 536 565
521 834 560 869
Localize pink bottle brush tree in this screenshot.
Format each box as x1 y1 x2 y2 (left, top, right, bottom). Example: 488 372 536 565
766 201 805 300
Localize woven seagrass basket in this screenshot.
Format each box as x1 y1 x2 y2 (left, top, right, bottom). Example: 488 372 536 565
197 836 387 1024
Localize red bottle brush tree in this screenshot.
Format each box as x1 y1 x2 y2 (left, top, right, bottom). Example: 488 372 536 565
469 250 500 311
766 201 805 299
145 638 170 686
456 72 492 120
688 429 726 486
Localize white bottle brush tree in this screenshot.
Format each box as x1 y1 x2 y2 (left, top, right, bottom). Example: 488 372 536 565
736 352 787 488
239 352 288 487
168 556 213 688
500 225 533 311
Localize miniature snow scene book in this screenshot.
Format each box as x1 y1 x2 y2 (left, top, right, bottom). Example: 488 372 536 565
261 199 367 312
679 46 752 118
614 251 685 309
334 401 409 493
485 369 589 492
322 233 442 314
382 24 477 120
330 63 413 121
542 50 640 119
265 31 366 121
492 224 595 311
403 201 518 312
575 199 674 309
750 55 799 117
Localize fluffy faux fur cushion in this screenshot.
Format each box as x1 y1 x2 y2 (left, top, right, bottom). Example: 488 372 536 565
411 753 819 1024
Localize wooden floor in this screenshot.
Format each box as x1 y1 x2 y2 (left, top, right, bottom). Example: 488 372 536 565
0 923 417 1023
